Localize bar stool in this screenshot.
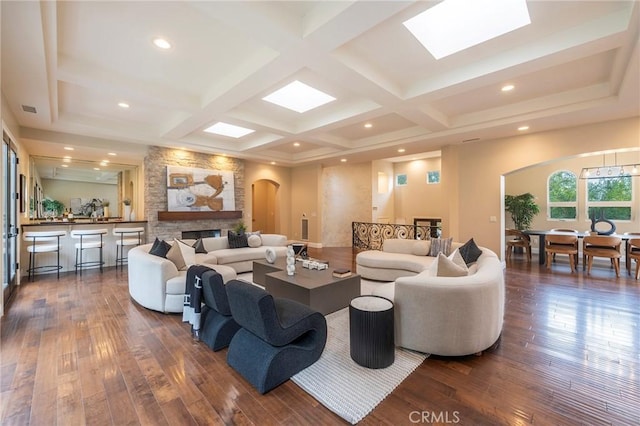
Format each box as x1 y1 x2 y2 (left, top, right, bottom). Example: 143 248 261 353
70 229 108 275
113 227 145 270
23 230 67 281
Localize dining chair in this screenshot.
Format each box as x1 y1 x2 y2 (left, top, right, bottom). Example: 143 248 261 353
505 229 531 263
628 239 640 280
623 232 640 276
545 234 579 272
582 235 622 277
549 228 578 262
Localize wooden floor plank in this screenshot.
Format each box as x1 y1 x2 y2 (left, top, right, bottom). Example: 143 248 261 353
1 248 638 425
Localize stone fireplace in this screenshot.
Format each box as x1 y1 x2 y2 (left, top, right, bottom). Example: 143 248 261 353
144 146 245 241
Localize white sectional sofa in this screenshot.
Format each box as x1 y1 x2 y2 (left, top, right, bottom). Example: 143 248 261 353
128 234 288 313
357 238 505 356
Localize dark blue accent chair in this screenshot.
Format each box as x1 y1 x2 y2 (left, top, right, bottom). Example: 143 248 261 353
199 271 241 351
225 280 327 394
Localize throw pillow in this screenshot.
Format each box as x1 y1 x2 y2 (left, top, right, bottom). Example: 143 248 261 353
192 238 207 254
411 240 431 256
448 249 469 272
429 237 453 257
247 234 262 248
228 230 249 248
176 239 196 269
459 238 483 265
149 237 171 258
436 252 468 277
166 243 186 271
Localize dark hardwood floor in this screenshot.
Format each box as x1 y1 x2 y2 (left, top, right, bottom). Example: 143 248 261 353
1 248 638 425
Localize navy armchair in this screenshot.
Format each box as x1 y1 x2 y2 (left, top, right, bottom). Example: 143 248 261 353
225 279 327 394
199 270 241 351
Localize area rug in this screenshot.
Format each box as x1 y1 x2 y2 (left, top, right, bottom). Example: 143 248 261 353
291 307 428 424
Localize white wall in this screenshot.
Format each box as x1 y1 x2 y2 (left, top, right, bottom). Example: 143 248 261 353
393 157 443 224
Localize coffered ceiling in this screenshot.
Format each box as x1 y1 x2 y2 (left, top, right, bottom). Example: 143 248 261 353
2 1 639 169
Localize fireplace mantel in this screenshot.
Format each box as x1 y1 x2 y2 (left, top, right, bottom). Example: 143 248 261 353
157 211 242 221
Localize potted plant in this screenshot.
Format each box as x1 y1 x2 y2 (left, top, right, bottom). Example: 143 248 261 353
102 199 110 218
233 220 247 234
505 192 540 231
41 197 65 218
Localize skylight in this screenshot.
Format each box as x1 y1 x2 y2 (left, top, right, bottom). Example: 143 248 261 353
262 80 335 113
403 0 531 60
204 122 255 138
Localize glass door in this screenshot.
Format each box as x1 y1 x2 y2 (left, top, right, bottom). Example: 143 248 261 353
3 131 18 309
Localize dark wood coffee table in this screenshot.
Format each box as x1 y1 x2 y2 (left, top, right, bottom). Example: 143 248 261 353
263 267 360 315
253 258 287 287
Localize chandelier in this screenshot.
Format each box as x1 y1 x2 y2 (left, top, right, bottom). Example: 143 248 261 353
579 153 640 179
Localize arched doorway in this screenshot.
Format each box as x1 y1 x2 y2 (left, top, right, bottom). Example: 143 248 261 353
252 179 279 233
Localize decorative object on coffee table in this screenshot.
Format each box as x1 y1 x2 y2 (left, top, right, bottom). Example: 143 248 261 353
350 295 395 369
265 247 277 264
286 245 296 275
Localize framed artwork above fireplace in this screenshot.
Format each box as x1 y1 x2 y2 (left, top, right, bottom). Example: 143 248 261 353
166 165 235 212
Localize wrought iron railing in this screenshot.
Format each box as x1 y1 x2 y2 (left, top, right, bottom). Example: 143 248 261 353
352 221 434 251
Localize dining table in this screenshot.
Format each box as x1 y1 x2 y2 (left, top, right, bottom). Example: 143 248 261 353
523 230 636 272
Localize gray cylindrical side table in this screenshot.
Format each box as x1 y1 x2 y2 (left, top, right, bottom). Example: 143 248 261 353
349 295 394 368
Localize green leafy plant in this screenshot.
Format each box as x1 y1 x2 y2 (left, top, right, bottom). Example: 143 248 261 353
41 198 65 216
122 198 131 206
102 199 110 207
505 192 540 230
233 220 247 234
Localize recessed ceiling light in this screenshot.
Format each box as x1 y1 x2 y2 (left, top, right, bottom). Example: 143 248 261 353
118 102 130 108
61 164 68 168
204 122 255 138
153 37 172 49
100 162 108 167
108 152 117 156
340 158 347 162
403 0 531 59
293 142 301 147
518 125 529 131
93 167 100 171
270 161 276 165
64 146 74 151
398 148 406 153
501 84 515 92
263 80 335 113
364 123 373 128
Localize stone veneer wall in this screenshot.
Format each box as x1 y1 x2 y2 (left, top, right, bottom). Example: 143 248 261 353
144 146 245 241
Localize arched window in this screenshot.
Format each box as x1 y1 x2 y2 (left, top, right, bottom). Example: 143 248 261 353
548 170 577 220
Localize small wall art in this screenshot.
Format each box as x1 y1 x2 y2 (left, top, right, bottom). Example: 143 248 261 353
427 170 440 184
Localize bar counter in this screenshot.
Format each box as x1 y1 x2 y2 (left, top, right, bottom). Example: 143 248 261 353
21 220 148 277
